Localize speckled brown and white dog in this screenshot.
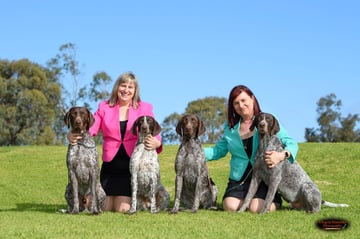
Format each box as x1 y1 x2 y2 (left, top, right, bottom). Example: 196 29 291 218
64 107 105 214
128 116 170 214
238 112 349 214
171 114 218 214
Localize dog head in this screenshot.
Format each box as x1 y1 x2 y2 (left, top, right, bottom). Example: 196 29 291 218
131 116 162 136
176 114 205 140
64 107 95 133
250 112 280 136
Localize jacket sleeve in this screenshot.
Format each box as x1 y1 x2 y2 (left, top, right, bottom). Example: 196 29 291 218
204 122 229 161
277 123 298 163
89 101 104 136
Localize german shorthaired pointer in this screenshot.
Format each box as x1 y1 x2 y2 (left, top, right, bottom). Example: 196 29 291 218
128 116 170 214
238 112 349 214
64 107 106 214
171 114 218 214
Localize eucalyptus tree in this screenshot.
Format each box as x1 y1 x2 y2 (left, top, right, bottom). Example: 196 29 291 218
0 59 61 145
305 93 360 142
161 97 227 144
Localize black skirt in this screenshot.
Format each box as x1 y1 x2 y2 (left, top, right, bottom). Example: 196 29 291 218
100 143 131 197
223 162 282 207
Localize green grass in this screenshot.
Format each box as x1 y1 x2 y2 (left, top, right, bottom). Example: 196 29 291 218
0 143 359 239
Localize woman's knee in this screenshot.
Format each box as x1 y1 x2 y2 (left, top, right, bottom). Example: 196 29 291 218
223 197 242 212
248 198 277 213
113 196 131 212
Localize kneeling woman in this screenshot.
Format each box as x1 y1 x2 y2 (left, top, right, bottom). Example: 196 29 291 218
203 85 298 212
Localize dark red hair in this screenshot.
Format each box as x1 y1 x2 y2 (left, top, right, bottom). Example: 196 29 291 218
227 85 261 129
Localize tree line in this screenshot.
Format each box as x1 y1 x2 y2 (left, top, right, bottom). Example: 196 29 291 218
0 43 359 145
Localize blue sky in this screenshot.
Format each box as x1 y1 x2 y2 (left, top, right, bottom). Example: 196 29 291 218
2 0 359 142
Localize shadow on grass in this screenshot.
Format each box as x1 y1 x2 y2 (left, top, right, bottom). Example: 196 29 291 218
0 199 227 214
0 203 66 213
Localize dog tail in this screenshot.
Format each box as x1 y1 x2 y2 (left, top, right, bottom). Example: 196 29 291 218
322 200 349 208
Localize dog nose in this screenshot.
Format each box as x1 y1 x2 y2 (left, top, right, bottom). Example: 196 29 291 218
75 118 82 125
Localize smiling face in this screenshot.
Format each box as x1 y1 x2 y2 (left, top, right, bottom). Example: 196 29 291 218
117 81 135 105
232 91 255 120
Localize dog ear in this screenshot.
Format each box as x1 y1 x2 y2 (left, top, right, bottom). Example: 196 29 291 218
86 108 95 131
249 114 259 131
270 114 280 135
151 117 162 136
195 115 206 137
175 117 184 136
131 117 140 136
64 110 71 128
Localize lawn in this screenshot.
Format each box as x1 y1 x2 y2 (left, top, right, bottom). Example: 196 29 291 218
0 143 358 239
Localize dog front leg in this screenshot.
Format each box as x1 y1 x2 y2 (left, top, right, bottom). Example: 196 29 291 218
128 172 138 215
260 175 281 214
192 177 202 213
70 171 80 214
150 180 158 213
89 169 99 215
170 175 183 214
238 176 261 212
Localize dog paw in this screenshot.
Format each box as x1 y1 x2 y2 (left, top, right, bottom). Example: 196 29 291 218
259 209 269 214
71 209 80 214
58 208 69 214
191 208 198 213
90 209 100 215
128 209 137 215
208 206 218 211
237 206 247 212
150 209 159 214
170 208 178 214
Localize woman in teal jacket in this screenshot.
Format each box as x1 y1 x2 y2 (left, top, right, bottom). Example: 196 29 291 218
204 85 298 213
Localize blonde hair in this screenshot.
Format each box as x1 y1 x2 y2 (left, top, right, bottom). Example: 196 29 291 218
108 72 141 108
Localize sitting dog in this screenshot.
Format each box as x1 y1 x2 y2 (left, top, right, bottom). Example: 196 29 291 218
128 116 170 214
64 107 106 214
171 114 218 214
238 112 349 214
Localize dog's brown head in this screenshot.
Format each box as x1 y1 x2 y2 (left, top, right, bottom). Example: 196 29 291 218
64 107 95 133
131 116 162 136
176 114 205 140
250 112 280 136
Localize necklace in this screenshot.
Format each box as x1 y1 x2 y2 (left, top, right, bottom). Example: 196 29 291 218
242 137 251 151
242 136 253 158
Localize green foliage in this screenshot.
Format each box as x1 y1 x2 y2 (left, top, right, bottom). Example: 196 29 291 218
0 59 61 145
185 96 227 143
162 97 227 144
0 143 358 239
0 43 112 146
305 93 360 142
161 112 183 144
46 43 111 145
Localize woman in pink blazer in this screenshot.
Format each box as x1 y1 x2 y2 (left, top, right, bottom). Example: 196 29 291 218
69 72 162 213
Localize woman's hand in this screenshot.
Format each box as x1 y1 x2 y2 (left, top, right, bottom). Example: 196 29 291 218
144 135 161 150
67 132 83 145
264 151 286 169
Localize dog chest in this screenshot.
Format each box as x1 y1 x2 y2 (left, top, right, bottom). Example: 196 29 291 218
130 145 160 185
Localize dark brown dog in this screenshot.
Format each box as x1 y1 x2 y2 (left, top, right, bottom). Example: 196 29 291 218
64 107 105 214
171 114 217 213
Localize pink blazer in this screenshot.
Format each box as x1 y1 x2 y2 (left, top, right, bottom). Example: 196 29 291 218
90 100 162 162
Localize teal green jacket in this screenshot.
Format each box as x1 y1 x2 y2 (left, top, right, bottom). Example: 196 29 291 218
204 120 298 181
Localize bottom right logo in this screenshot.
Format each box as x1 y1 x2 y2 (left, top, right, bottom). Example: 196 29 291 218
316 218 350 231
